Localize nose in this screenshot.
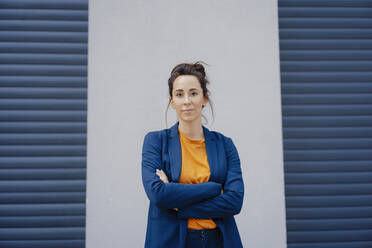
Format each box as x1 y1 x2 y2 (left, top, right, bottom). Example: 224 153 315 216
183 95 191 104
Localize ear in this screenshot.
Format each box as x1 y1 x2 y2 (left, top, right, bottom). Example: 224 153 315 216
169 97 174 109
203 97 209 106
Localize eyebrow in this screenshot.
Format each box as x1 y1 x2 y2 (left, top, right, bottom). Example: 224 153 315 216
175 88 198 92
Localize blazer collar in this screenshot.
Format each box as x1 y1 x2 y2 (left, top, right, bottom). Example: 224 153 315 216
168 121 217 182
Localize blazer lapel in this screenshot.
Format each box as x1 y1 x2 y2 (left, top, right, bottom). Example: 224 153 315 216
168 122 218 182
168 122 182 182
203 125 217 182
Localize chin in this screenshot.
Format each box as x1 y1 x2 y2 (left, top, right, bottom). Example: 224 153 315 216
180 118 194 123
180 116 199 123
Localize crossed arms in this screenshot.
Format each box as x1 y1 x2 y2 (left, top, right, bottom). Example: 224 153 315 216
141 131 244 219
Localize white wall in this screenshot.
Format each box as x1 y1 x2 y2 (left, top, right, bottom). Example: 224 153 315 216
86 1 286 247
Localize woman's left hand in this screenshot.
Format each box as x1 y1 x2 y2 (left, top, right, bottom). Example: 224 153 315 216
156 169 178 211
156 169 169 183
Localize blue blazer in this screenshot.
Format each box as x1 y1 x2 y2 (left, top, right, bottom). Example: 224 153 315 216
141 122 244 248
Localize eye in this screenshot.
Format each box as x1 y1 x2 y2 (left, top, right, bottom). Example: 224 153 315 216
176 93 183 97
191 92 198 96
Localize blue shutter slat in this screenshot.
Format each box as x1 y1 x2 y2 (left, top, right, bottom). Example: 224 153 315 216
0 20 87 31
285 172 372 184
0 204 85 215
0 54 87 65
280 29 372 39
0 99 87 110
0 227 85 239
0 157 86 169
0 76 87 87
0 31 87 42
284 150 372 160
282 62 372 72
0 1 87 246
0 134 86 144
0 216 85 227
0 65 87 76
0 122 86 133
281 51 372 60
286 184 372 196
280 7 372 17
280 40 372 49
0 88 86 98
0 169 86 180
284 138 372 149
288 230 372 242
283 105 372 115
287 218 372 231
280 18 372 28
283 127 372 138
286 195 372 207
279 0 372 7
288 241 372 248
0 111 86 121
0 0 88 9
286 206 372 219
283 116 372 127
0 192 85 203
279 1 372 246
0 181 85 192
0 240 84 248
0 42 87 53
283 94 372 104
282 83 372 94
0 9 88 21
0 145 86 156
285 161 372 173
282 72 372 82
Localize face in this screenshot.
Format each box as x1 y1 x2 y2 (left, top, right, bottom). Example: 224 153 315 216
170 75 208 124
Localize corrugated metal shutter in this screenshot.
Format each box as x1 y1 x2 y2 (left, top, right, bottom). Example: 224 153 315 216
0 1 88 247
278 1 372 247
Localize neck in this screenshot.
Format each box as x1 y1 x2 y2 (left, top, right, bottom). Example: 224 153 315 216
178 119 204 140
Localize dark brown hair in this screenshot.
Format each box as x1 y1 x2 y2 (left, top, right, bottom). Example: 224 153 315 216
165 61 215 127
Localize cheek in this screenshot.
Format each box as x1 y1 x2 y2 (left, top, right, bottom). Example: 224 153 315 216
174 103 182 111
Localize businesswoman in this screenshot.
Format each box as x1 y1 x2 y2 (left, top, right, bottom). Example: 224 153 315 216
141 61 244 248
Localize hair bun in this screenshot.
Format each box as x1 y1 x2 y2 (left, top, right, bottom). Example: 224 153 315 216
192 61 206 77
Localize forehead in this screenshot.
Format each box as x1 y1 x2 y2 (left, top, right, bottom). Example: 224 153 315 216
173 75 201 90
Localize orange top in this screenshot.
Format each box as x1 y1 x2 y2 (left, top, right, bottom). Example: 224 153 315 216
178 126 217 230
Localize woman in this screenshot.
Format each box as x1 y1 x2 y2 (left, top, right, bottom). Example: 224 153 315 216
141 61 244 248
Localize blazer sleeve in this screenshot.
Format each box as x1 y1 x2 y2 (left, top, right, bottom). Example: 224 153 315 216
176 137 244 219
141 131 222 209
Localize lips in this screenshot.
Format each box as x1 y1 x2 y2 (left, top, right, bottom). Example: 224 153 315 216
183 109 193 112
